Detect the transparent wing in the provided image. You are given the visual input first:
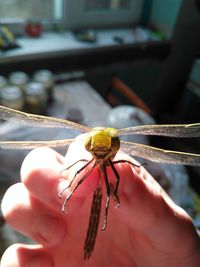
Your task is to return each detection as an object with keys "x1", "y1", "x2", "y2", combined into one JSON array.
[
  {"x1": 117, "y1": 123, "x2": 200, "y2": 137},
  {"x1": 120, "y1": 141, "x2": 200, "y2": 166},
  {"x1": 0, "y1": 139, "x2": 74, "y2": 149},
  {"x1": 0, "y1": 105, "x2": 91, "y2": 132}
]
